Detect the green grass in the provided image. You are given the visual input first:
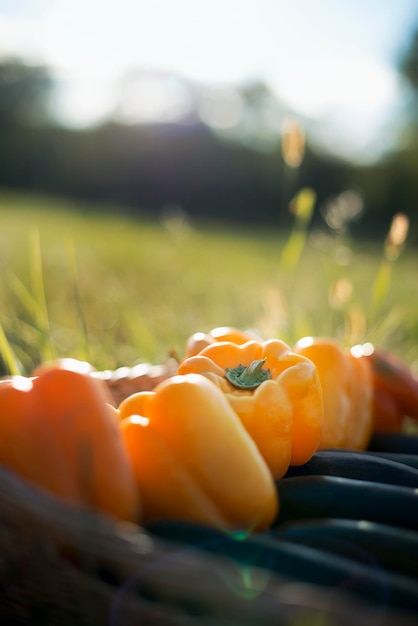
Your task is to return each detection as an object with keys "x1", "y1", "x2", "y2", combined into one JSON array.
[{"x1": 1, "y1": 190, "x2": 417, "y2": 375}]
